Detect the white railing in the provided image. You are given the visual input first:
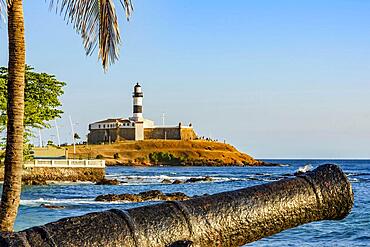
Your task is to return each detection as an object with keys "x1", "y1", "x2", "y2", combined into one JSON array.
[{"x1": 23, "y1": 159, "x2": 105, "y2": 168}]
